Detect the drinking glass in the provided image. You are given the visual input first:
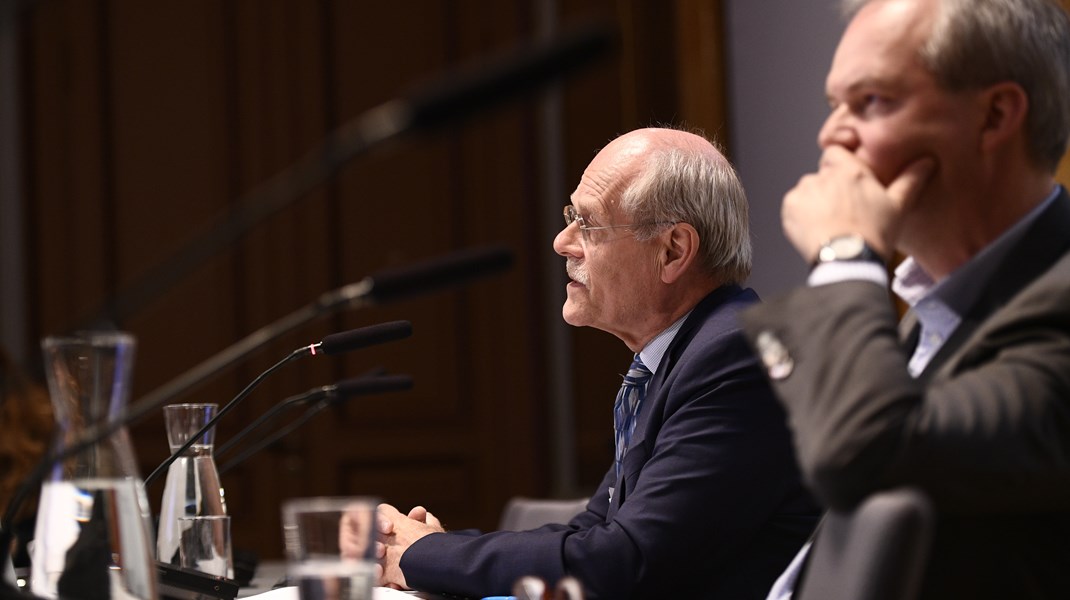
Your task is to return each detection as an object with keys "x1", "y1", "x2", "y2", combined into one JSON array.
[
  {"x1": 178, "y1": 515, "x2": 232, "y2": 578},
  {"x1": 282, "y1": 497, "x2": 378, "y2": 600}
]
